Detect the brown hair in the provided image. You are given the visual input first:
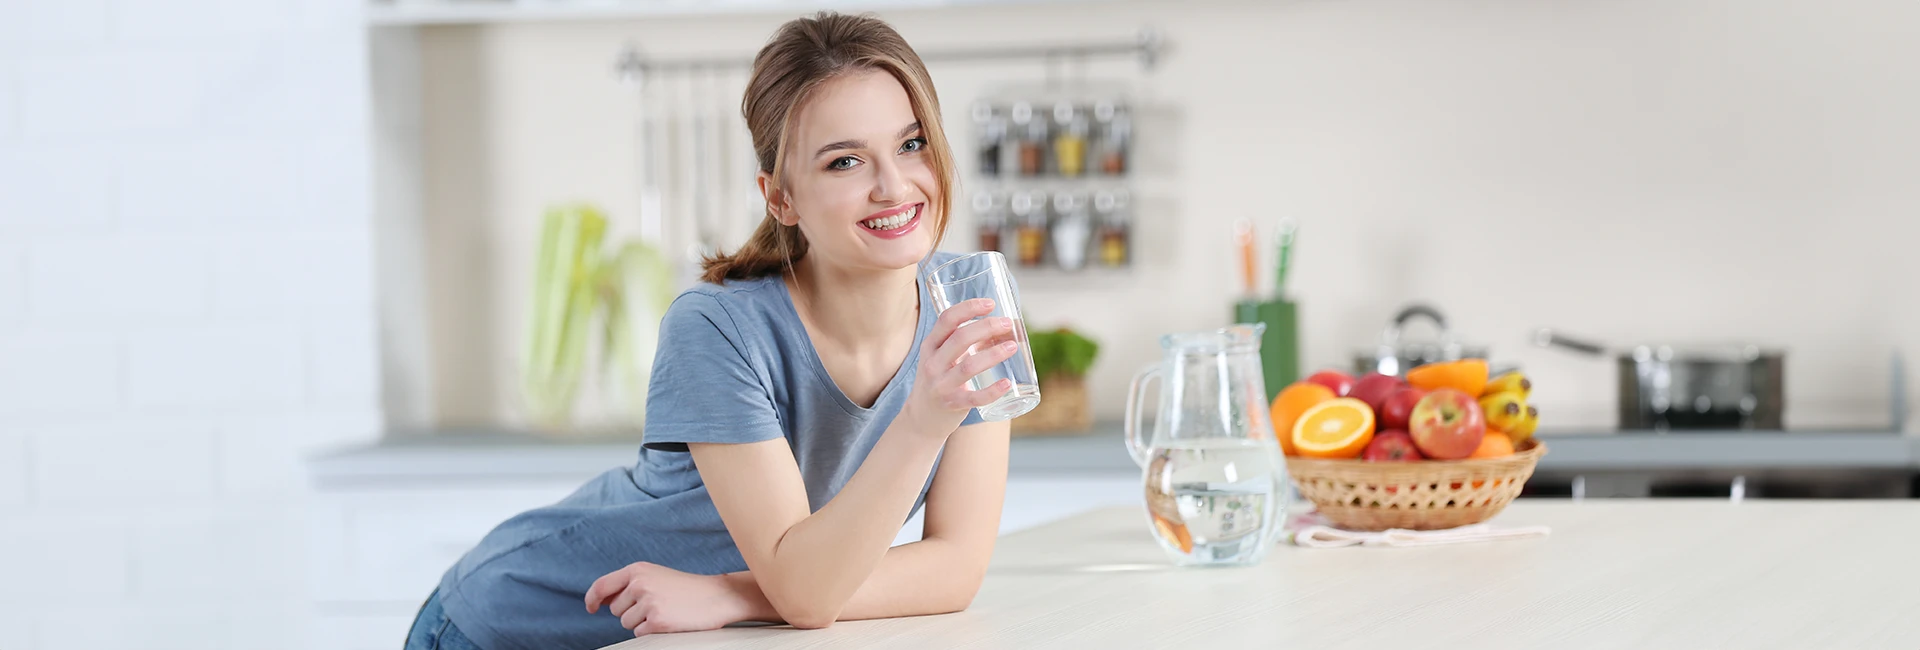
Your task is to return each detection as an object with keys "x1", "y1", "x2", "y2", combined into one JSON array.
[{"x1": 700, "y1": 12, "x2": 956, "y2": 284}]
